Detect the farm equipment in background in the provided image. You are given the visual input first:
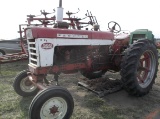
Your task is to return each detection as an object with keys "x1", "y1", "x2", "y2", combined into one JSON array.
[
  {"x1": 129, "y1": 29, "x2": 156, "y2": 44},
  {"x1": 13, "y1": 0, "x2": 158, "y2": 118},
  {"x1": 0, "y1": 25, "x2": 28, "y2": 64}
]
